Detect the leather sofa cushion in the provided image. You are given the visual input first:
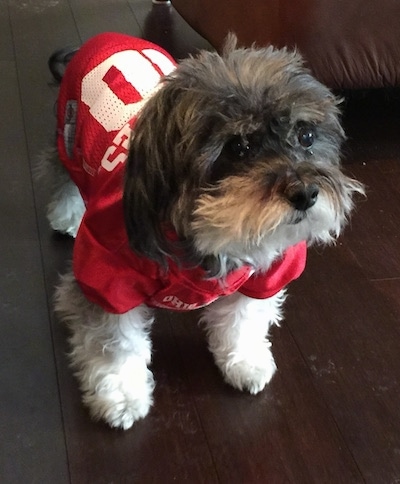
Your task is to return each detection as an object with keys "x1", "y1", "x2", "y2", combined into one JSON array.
[{"x1": 172, "y1": 0, "x2": 400, "y2": 89}]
